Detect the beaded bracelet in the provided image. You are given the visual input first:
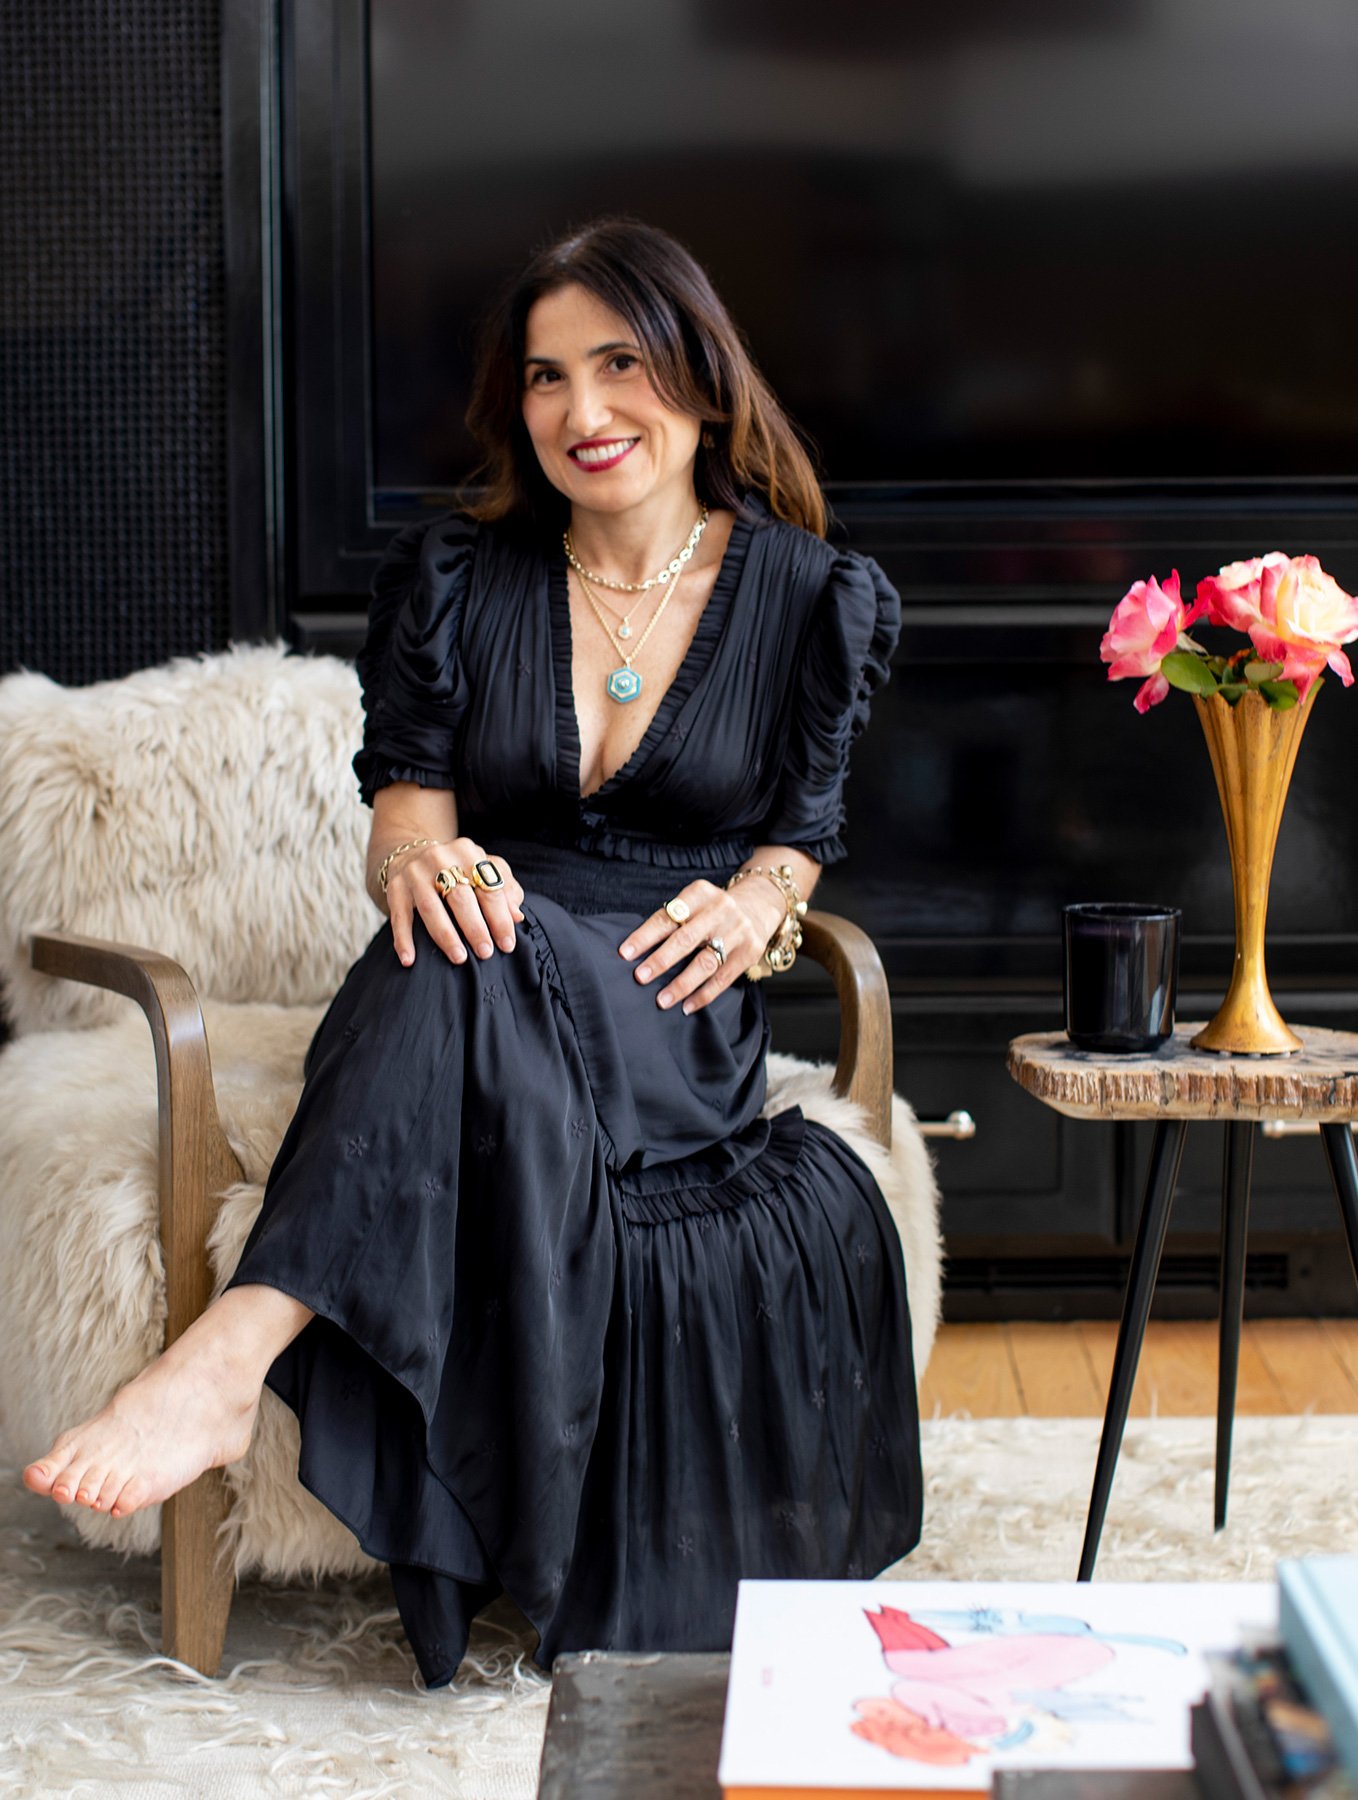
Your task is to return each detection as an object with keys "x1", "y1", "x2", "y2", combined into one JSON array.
[
  {"x1": 726, "y1": 863, "x2": 808, "y2": 980},
  {"x1": 377, "y1": 838, "x2": 438, "y2": 895}
]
